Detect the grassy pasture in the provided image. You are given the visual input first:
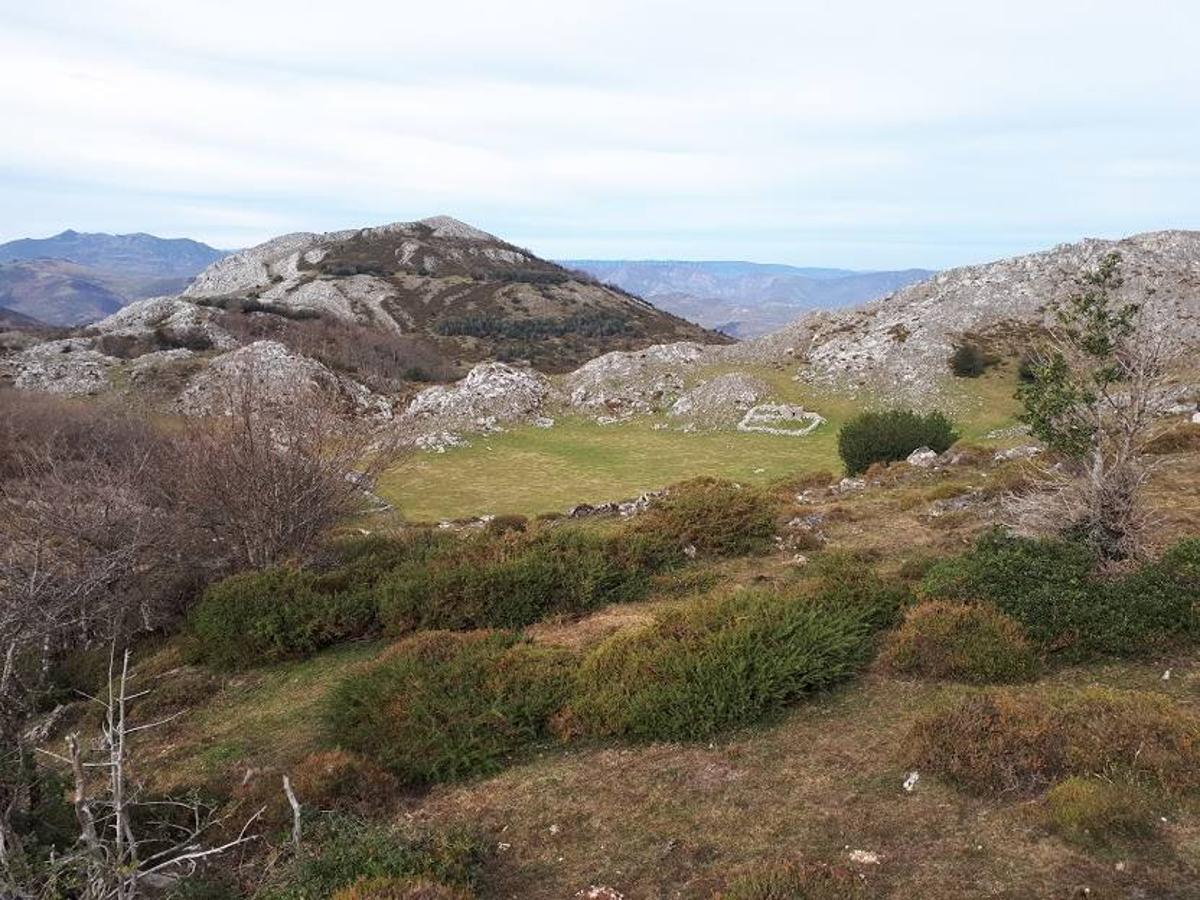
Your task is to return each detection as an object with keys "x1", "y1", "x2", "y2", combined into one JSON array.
[{"x1": 380, "y1": 365, "x2": 1025, "y2": 521}]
